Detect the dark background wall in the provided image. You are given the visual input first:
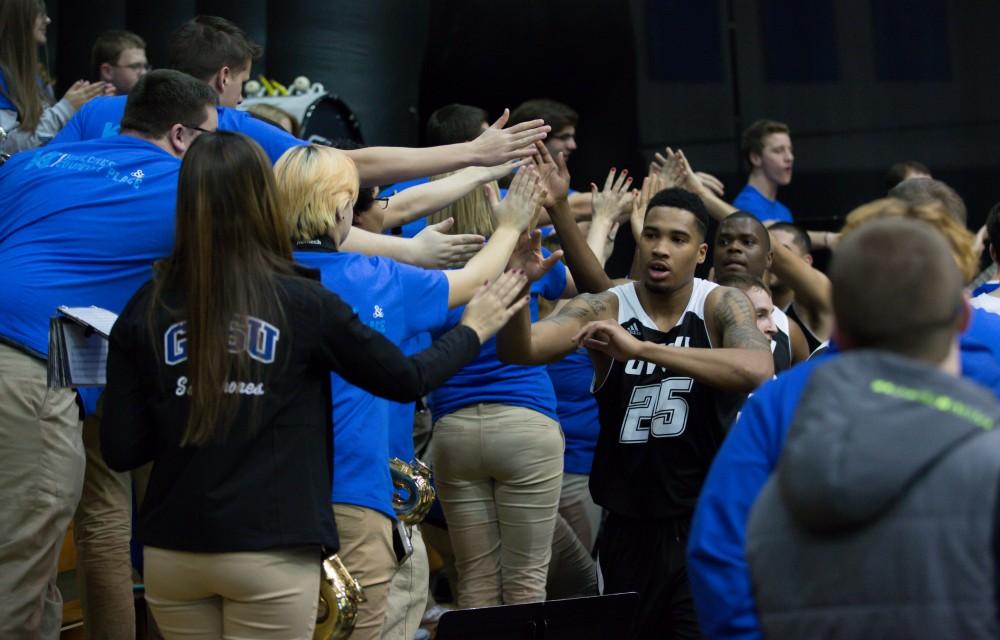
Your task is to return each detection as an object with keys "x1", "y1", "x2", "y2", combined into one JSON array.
[{"x1": 45, "y1": 0, "x2": 999, "y2": 230}]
